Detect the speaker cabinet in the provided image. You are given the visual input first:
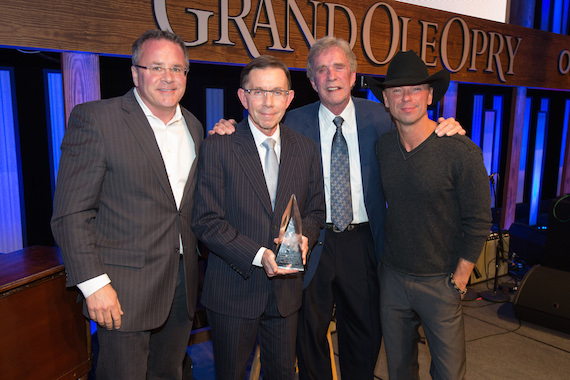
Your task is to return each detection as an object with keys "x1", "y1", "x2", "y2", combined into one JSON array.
[
  {"x1": 469, "y1": 233, "x2": 509, "y2": 284},
  {"x1": 513, "y1": 265, "x2": 570, "y2": 334}
]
